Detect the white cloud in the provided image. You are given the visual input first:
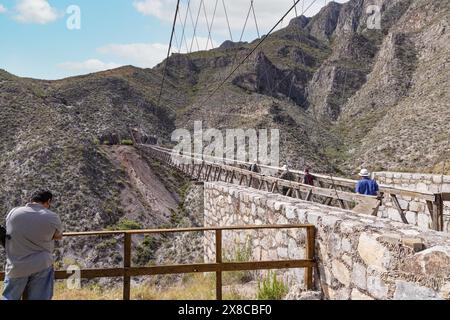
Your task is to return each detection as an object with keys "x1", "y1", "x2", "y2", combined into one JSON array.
[
  {"x1": 97, "y1": 43, "x2": 168, "y2": 69},
  {"x1": 133, "y1": 0, "x2": 166, "y2": 19},
  {"x1": 97, "y1": 37, "x2": 219, "y2": 69},
  {"x1": 14, "y1": 0, "x2": 58, "y2": 24},
  {"x1": 57, "y1": 59, "x2": 122, "y2": 73},
  {"x1": 0, "y1": 4, "x2": 7, "y2": 13}
]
